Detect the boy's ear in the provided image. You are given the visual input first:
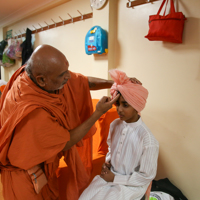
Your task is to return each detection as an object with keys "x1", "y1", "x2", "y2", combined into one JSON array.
[{"x1": 35, "y1": 75, "x2": 46, "y2": 88}]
